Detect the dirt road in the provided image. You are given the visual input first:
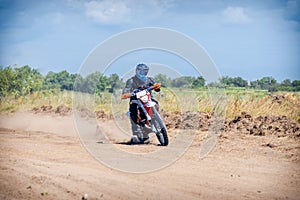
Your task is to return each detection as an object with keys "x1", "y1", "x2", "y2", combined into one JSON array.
[{"x1": 0, "y1": 112, "x2": 299, "y2": 199}]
